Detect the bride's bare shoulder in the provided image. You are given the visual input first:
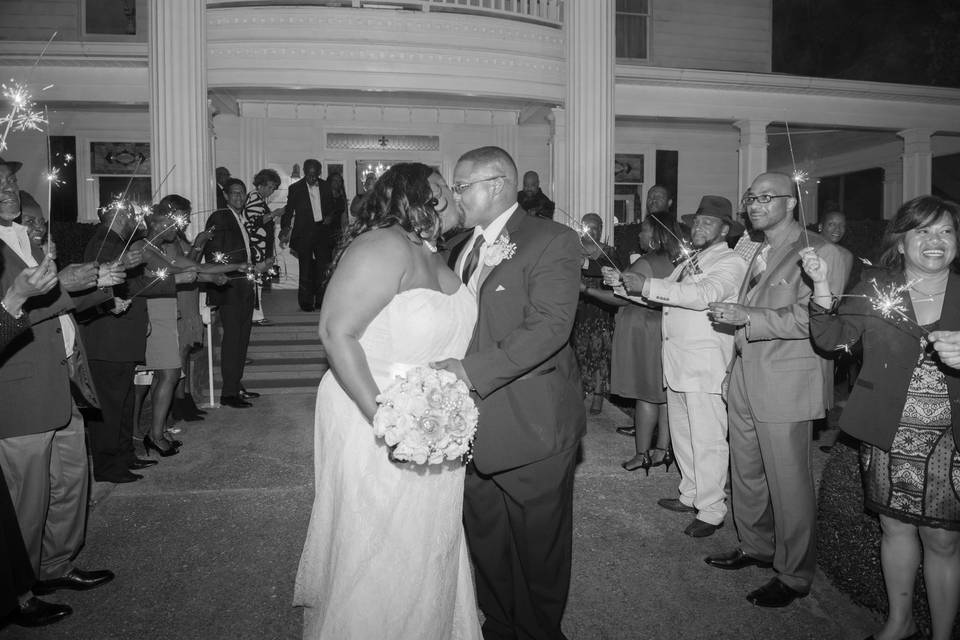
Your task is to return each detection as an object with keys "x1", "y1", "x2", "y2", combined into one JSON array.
[{"x1": 344, "y1": 227, "x2": 413, "y2": 260}]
